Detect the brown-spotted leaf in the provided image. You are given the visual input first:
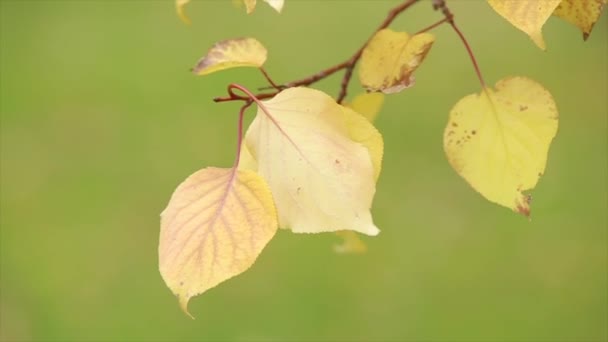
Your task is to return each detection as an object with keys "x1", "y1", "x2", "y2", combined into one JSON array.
[
  {"x1": 192, "y1": 38, "x2": 267, "y2": 76},
  {"x1": 359, "y1": 29, "x2": 434, "y2": 94},
  {"x1": 487, "y1": 0, "x2": 562, "y2": 49},
  {"x1": 553, "y1": 0, "x2": 607, "y2": 40},
  {"x1": 159, "y1": 167, "x2": 277, "y2": 318},
  {"x1": 444, "y1": 77, "x2": 558, "y2": 216}
]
